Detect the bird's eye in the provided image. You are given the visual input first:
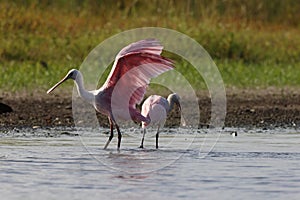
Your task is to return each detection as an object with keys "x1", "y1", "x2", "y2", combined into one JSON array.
[{"x1": 68, "y1": 71, "x2": 74, "y2": 78}]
